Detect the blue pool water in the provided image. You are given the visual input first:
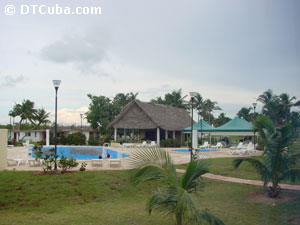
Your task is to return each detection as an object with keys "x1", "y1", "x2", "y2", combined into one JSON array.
[
  {"x1": 174, "y1": 149, "x2": 219, "y2": 153},
  {"x1": 31, "y1": 146, "x2": 128, "y2": 160}
]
